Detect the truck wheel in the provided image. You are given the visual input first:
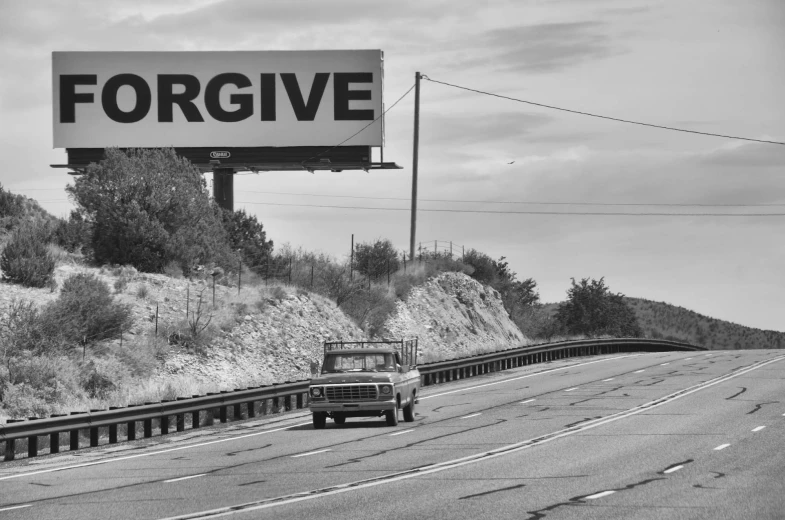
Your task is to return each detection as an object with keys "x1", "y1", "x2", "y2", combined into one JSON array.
[
  {"x1": 403, "y1": 395, "x2": 416, "y2": 422},
  {"x1": 333, "y1": 415, "x2": 346, "y2": 425},
  {"x1": 312, "y1": 412, "x2": 326, "y2": 429},
  {"x1": 386, "y1": 403, "x2": 399, "y2": 426}
]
